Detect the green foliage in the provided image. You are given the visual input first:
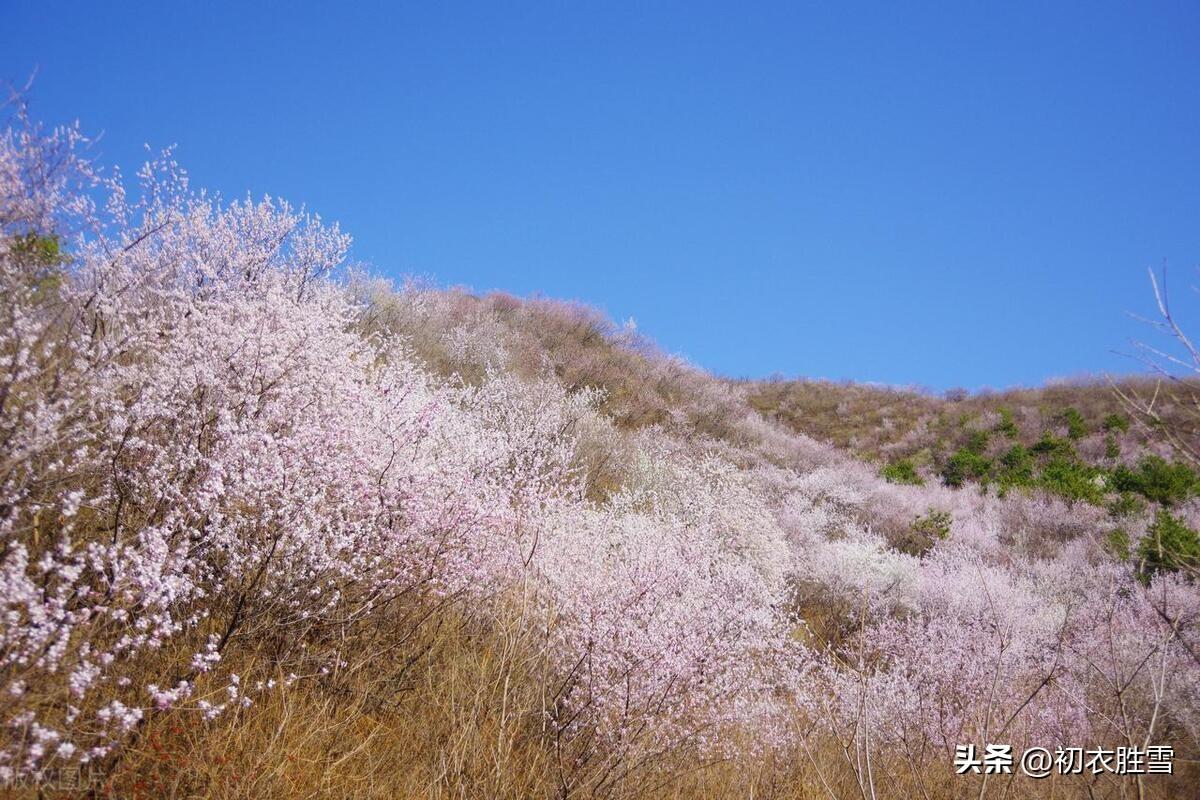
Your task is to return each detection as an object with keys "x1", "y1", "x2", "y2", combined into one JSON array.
[
  {"x1": 895, "y1": 508, "x2": 953, "y2": 557},
  {"x1": 1059, "y1": 407, "x2": 1088, "y2": 440},
  {"x1": 12, "y1": 233, "x2": 65, "y2": 302},
  {"x1": 1110, "y1": 456, "x2": 1200, "y2": 506},
  {"x1": 1137, "y1": 511, "x2": 1200, "y2": 580},
  {"x1": 994, "y1": 407, "x2": 1019, "y2": 438},
  {"x1": 1108, "y1": 492, "x2": 1146, "y2": 519},
  {"x1": 994, "y1": 444, "x2": 1034, "y2": 493},
  {"x1": 1037, "y1": 456, "x2": 1105, "y2": 505},
  {"x1": 914, "y1": 508, "x2": 952, "y2": 538},
  {"x1": 1104, "y1": 434, "x2": 1121, "y2": 460},
  {"x1": 941, "y1": 448, "x2": 991, "y2": 488},
  {"x1": 1031, "y1": 433, "x2": 1074, "y2": 459},
  {"x1": 1102, "y1": 413, "x2": 1130, "y2": 433},
  {"x1": 1105, "y1": 528, "x2": 1131, "y2": 562},
  {"x1": 881, "y1": 458, "x2": 924, "y2": 486},
  {"x1": 964, "y1": 429, "x2": 990, "y2": 454},
  {"x1": 13, "y1": 232, "x2": 62, "y2": 265}
]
